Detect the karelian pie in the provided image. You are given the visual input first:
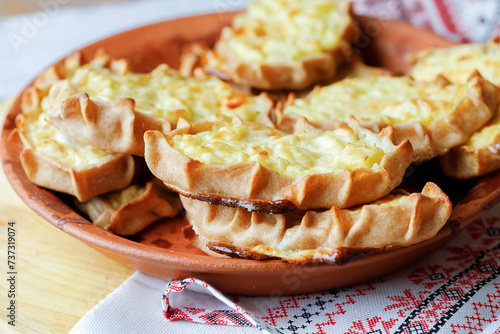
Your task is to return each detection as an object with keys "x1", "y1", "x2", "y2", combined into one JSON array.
[
  {"x1": 181, "y1": 182, "x2": 452, "y2": 264},
  {"x1": 44, "y1": 51, "x2": 273, "y2": 156},
  {"x1": 12, "y1": 56, "x2": 135, "y2": 202},
  {"x1": 144, "y1": 119, "x2": 413, "y2": 213},
  {"x1": 409, "y1": 39, "x2": 500, "y2": 85},
  {"x1": 74, "y1": 179, "x2": 182, "y2": 235},
  {"x1": 207, "y1": 0, "x2": 357, "y2": 90},
  {"x1": 439, "y1": 111, "x2": 500, "y2": 179},
  {"x1": 274, "y1": 73, "x2": 499, "y2": 161},
  {"x1": 408, "y1": 41, "x2": 500, "y2": 178}
]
